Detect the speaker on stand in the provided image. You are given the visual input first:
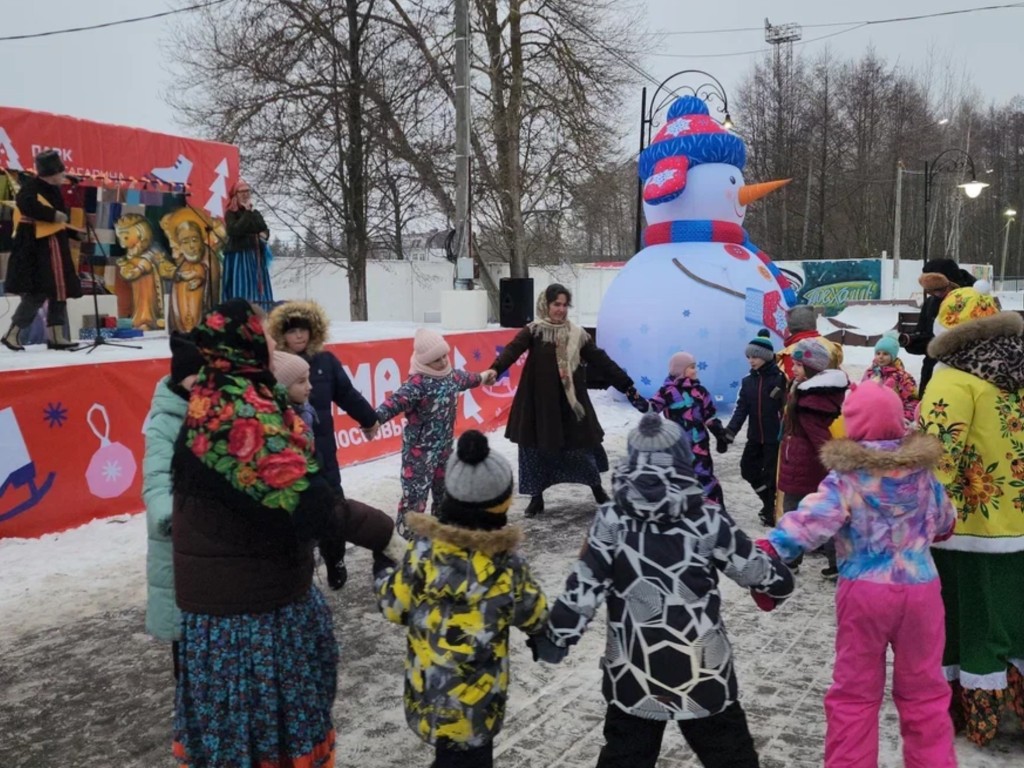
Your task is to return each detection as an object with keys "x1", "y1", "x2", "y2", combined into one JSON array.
[{"x1": 499, "y1": 277, "x2": 534, "y2": 328}]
